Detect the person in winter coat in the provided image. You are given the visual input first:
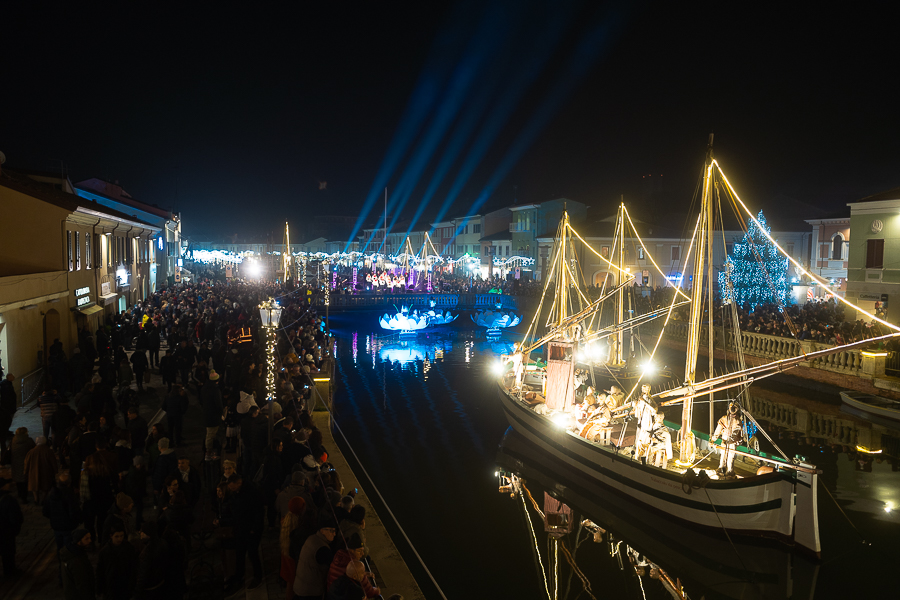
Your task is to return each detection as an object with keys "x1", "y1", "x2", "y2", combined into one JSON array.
[
  {"x1": 327, "y1": 534, "x2": 380, "y2": 598},
  {"x1": 280, "y1": 496, "x2": 307, "y2": 599},
  {"x1": 126, "y1": 408, "x2": 148, "y2": 455},
  {"x1": 147, "y1": 325, "x2": 161, "y2": 369},
  {"x1": 43, "y1": 470, "x2": 82, "y2": 583},
  {"x1": 0, "y1": 472, "x2": 25, "y2": 577},
  {"x1": 123, "y1": 456, "x2": 148, "y2": 529},
  {"x1": 96, "y1": 522, "x2": 138, "y2": 600},
  {"x1": 161, "y1": 385, "x2": 188, "y2": 448},
  {"x1": 101, "y1": 492, "x2": 137, "y2": 544},
  {"x1": 294, "y1": 517, "x2": 338, "y2": 599},
  {"x1": 158, "y1": 349, "x2": 178, "y2": 393},
  {"x1": 130, "y1": 349, "x2": 149, "y2": 392},
  {"x1": 200, "y1": 371, "x2": 223, "y2": 457},
  {"x1": 151, "y1": 438, "x2": 177, "y2": 496},
  {"x1": 223, "y1": 473, "x2": 265, "y2": 595},
  {"x1": 10, "y1": 427, "x2": 36, "y2": 503},
  {"x1": 24, "y1": 435, "x2": 58, "y2": 504},
  {"x1": 117, "y1": 357, "x2": 134, "y2": 391},
  {"x1": 261, "y1": 440, "x2": 285, "y2": 528},
  {"x1": 134, "y1": 522, "x2": 169, "y2": 599},
  {"x1": 59, "y1": 528, "x2": 94, "y2": 600},
  {"x1": 0, "y1": 374, "x2": 16, "y2": 444}
]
